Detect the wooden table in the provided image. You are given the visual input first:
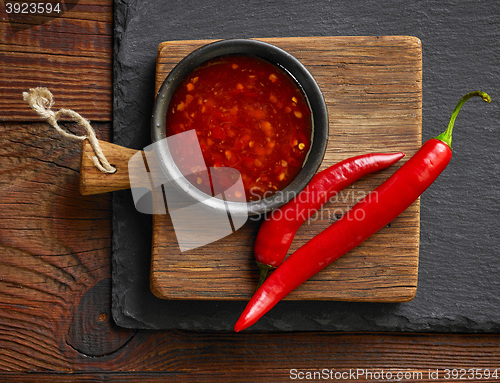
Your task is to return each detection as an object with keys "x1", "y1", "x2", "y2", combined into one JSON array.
[{"x1": 1, "y1": 2, "x2": 498, "y2": 381}]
